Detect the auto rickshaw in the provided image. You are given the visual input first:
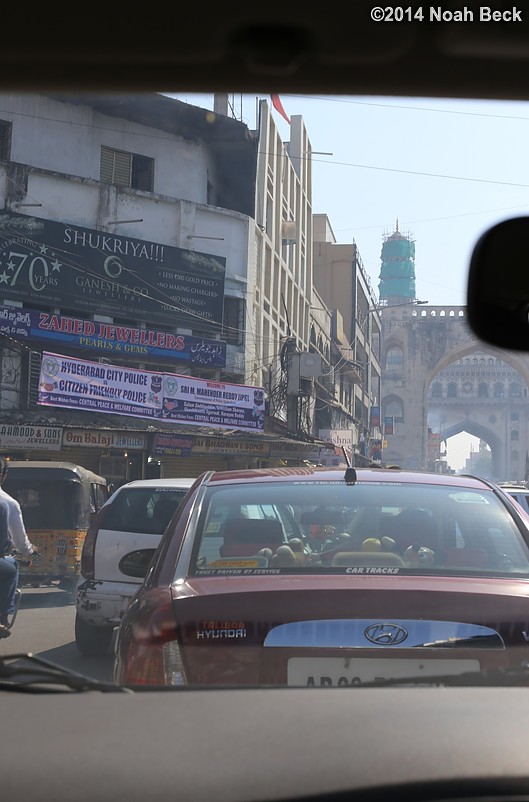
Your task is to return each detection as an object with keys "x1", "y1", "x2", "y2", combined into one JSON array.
[{"x1": 3, "y1": 461, "x2": 109, "y2": 589}]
